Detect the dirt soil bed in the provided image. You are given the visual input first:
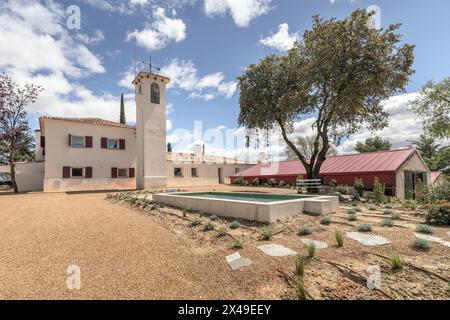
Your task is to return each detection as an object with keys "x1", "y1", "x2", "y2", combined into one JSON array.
[{"x1": 0, "y1": 186, "x2": 449, "y2": 300}]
